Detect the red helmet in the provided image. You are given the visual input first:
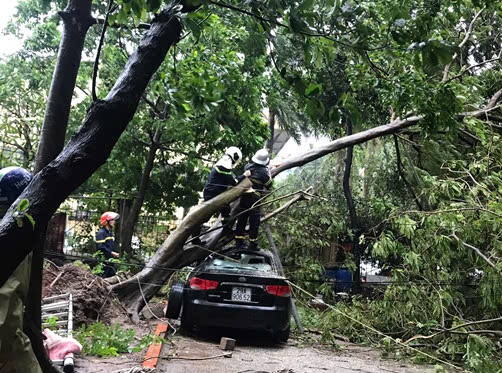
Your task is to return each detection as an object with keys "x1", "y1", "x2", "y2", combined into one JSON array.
[{"x1": 100, "y1": 211, "x2": 119, "y2": 226}]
